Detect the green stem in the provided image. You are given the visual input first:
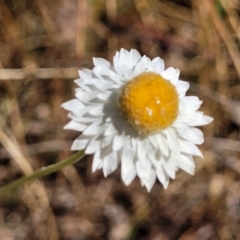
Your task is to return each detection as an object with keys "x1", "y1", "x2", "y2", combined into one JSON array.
[{"x1": 0, "y1": 150, "x2": 85, "y2": 197}]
